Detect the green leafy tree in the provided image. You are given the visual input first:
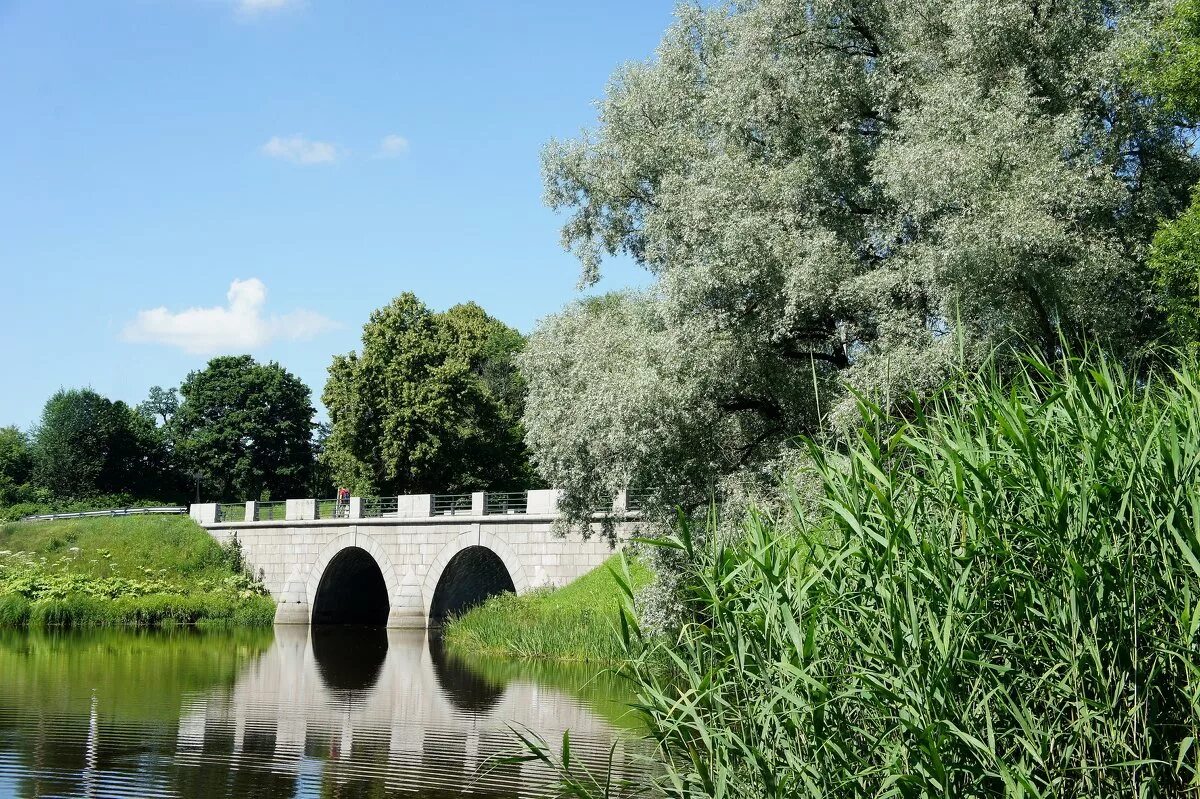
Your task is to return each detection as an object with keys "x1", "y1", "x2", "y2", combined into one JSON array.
[
  {"x1": 138, "y1": 385, "x2": 179, "y2": 426},
  {"x1": 322, "y1": 294, "x2": 531, "y2": 495},
  {"x1": 526, "y1": 0, "x2": 1199, "y2": 528},
  {"x1": 31, "y1": 389, "x2": 172, "y2": 500},
  {"x1": 1138, "y1": 0, "x2": 1200, "y2": 349},
  {"x1": 169, "y1": 355, "x2": 316, "y2": 502},
  {"x1": 0, "y1": 426, "x2": 33, "y2": 506},
  {"x1": 1151, "y1": 189, "x2": 1200, "y2": 349}
]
